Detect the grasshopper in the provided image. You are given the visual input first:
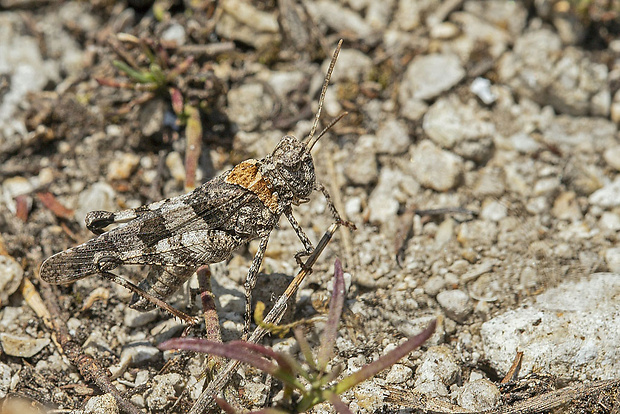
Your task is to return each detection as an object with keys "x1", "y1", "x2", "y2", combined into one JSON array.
[{"x1": 39, "y1": 40, "x2": 352, "y2": 334}]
